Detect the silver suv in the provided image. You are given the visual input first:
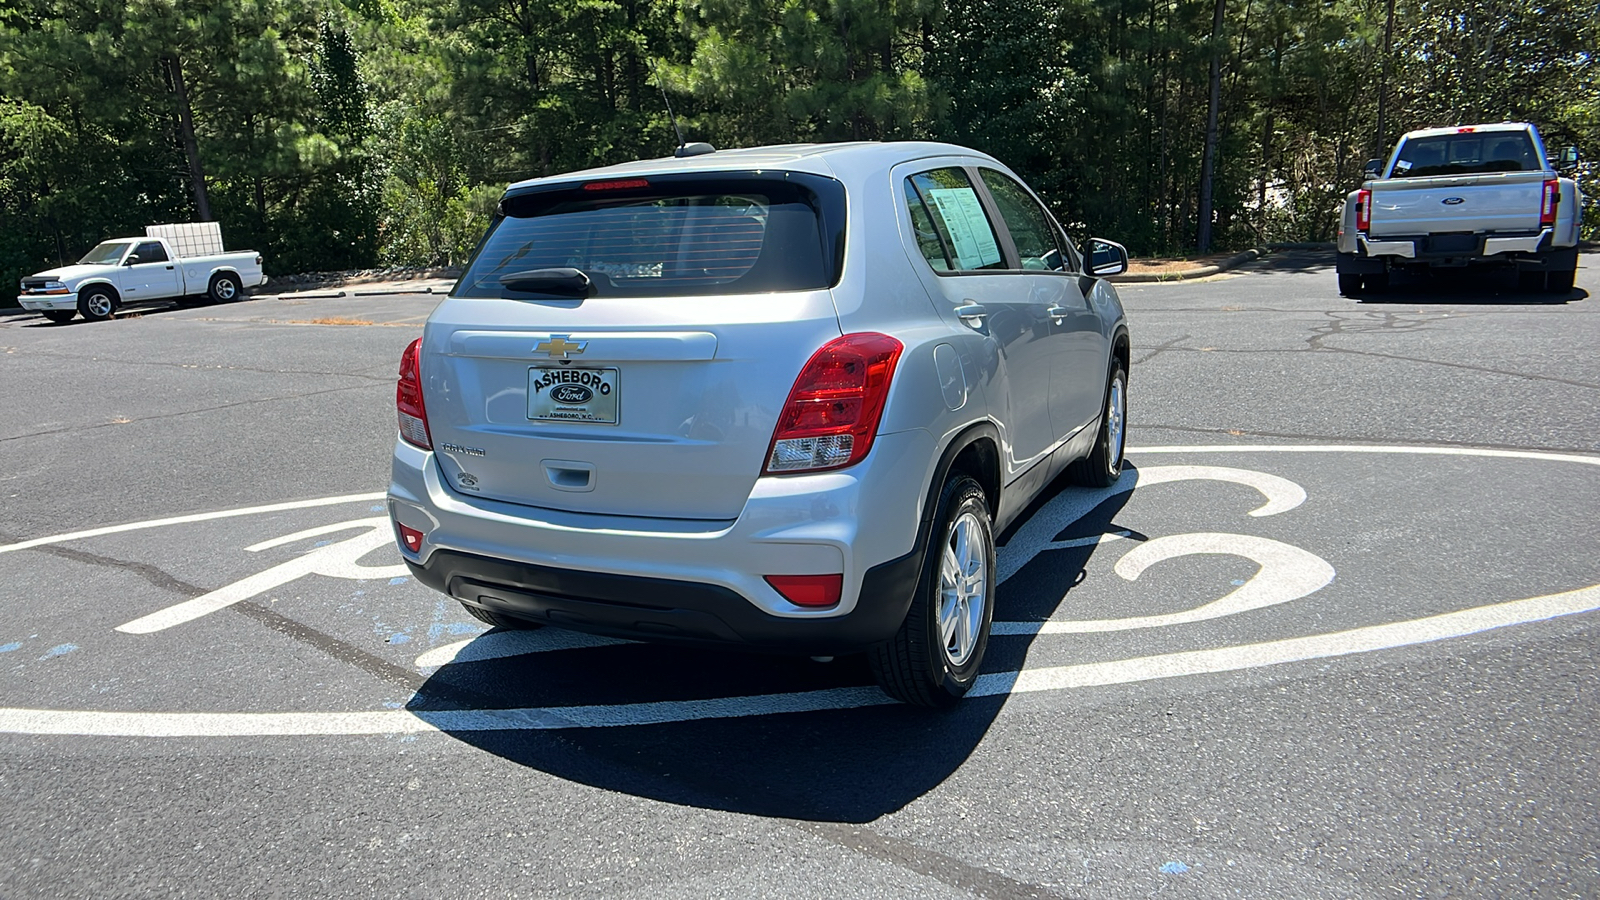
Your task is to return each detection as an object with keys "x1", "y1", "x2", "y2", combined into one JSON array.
[{"x1": 388, "y1": 142, "x2": 1130, "y2": 706}]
